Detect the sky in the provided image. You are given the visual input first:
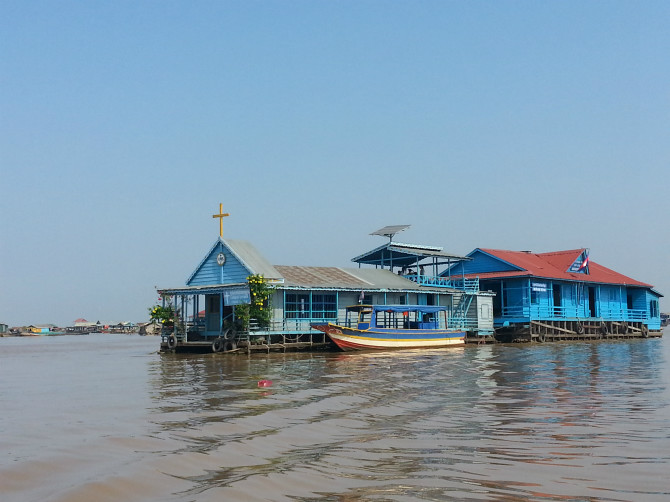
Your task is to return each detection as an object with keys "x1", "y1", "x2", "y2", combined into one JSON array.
[{"x1": 1, "y1": 1, "x2": 668, "y2": 327}]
